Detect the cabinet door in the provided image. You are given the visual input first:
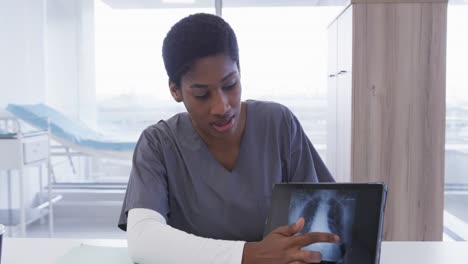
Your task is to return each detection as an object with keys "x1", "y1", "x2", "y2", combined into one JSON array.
[
  {"x1": 336, "y1": 71, "x2": 352, "y2": 182},
  {"x1": 0, "y1": 139, "x2": 23, "y2": 169},
  {"x1": 326, "y1": 20, "x2": 338, "y2": 178},
  {"x1": 22, "y1": 134, "x2": 49, "y2": 164},
  {"x1": 338, "y1": 6, "x2": 353, "y2": 75},
  {"x1": 336, "y1": 5, "x2": 353, "y2": 182}
]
